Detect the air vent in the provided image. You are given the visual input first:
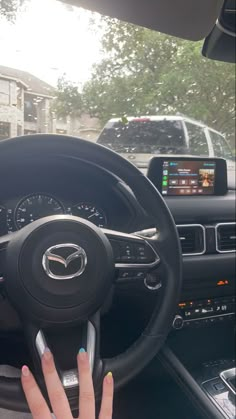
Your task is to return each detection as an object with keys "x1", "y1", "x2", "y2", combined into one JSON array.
[
  {"x1": 216, "y1": 223, "x2": 236, "y2": 253},
  {"x1": 177, "y1": 225, "x2": 206, "y2": 256}
]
